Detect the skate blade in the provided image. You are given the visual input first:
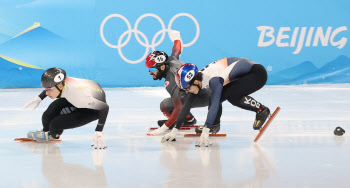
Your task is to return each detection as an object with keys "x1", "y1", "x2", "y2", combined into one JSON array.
[
  {"x1": 254, "y1": 107, "x2": 281, "y2": 142},
  {"x1": 149, "y1": 126, "x2": 198, "y2": 131},
  {"x1": 14, "y1": 138, "x2": 62, "y2": 142},
  {"x1": 184, "y1": 134, "x2": 226, "y2": 137}
]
